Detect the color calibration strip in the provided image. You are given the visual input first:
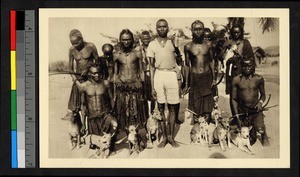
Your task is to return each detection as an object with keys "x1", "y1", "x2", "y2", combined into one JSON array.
[
  {"x1": 10, "y1": 10, "x2": 36, "y2": 168},
  {"x1": 10, "y1": 10, "x2": 18, "y2": 168}
]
